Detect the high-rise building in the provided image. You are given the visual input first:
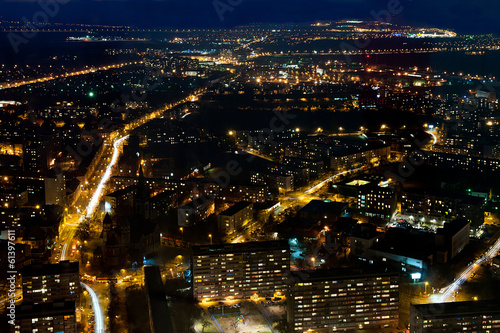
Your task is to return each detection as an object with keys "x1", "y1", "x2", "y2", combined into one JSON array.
[
  {"x1": 191, "y1": 240, "x2": 289, "y2": 301},
  {"x1": 44, "y1": 173, "x2": 66, "y2": 206},
  {"x1": 287, "y1": 268, "x2": 400, "y2": 332},
  {"x1": 410, "y1": 300, "x2": 500, "y2": 332},
  {"x1": 22, "y1": 261, "x2": 80, "y2": 304},
  {"x1": 357, "y1": 183, "x2": 397, "y2": 220},
  {"x1": 11, "y1": 300, "x2": 76, "y2": 333}
]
